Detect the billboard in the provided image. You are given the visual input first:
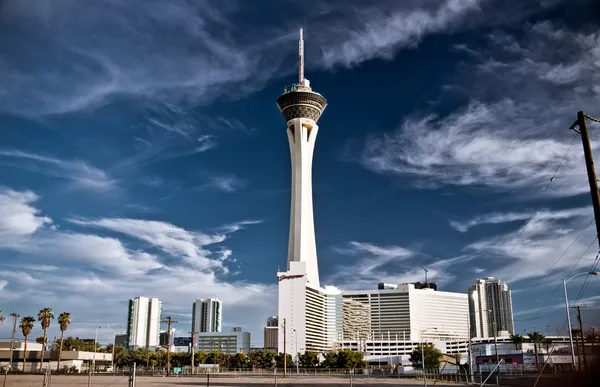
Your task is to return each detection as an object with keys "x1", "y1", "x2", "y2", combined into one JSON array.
[{"x1": 174, "y1": 336, "x2": 192, "y2": 347}]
